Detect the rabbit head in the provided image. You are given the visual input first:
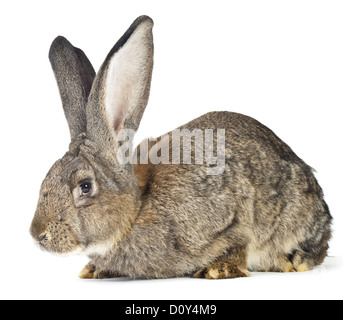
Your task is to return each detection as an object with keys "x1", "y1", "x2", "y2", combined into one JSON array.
[{"x1": 30, "y1": 16, "x2": 154, "y2": 255}]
